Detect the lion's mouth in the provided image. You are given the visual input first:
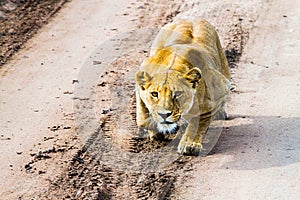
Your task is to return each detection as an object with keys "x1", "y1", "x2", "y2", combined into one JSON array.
[
  {"x1": 160, "y1": 121, "x2": 175, "y2": 125},
  {"x1": 157, "y1": 121, "x2": 178, "y2": 134}
]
